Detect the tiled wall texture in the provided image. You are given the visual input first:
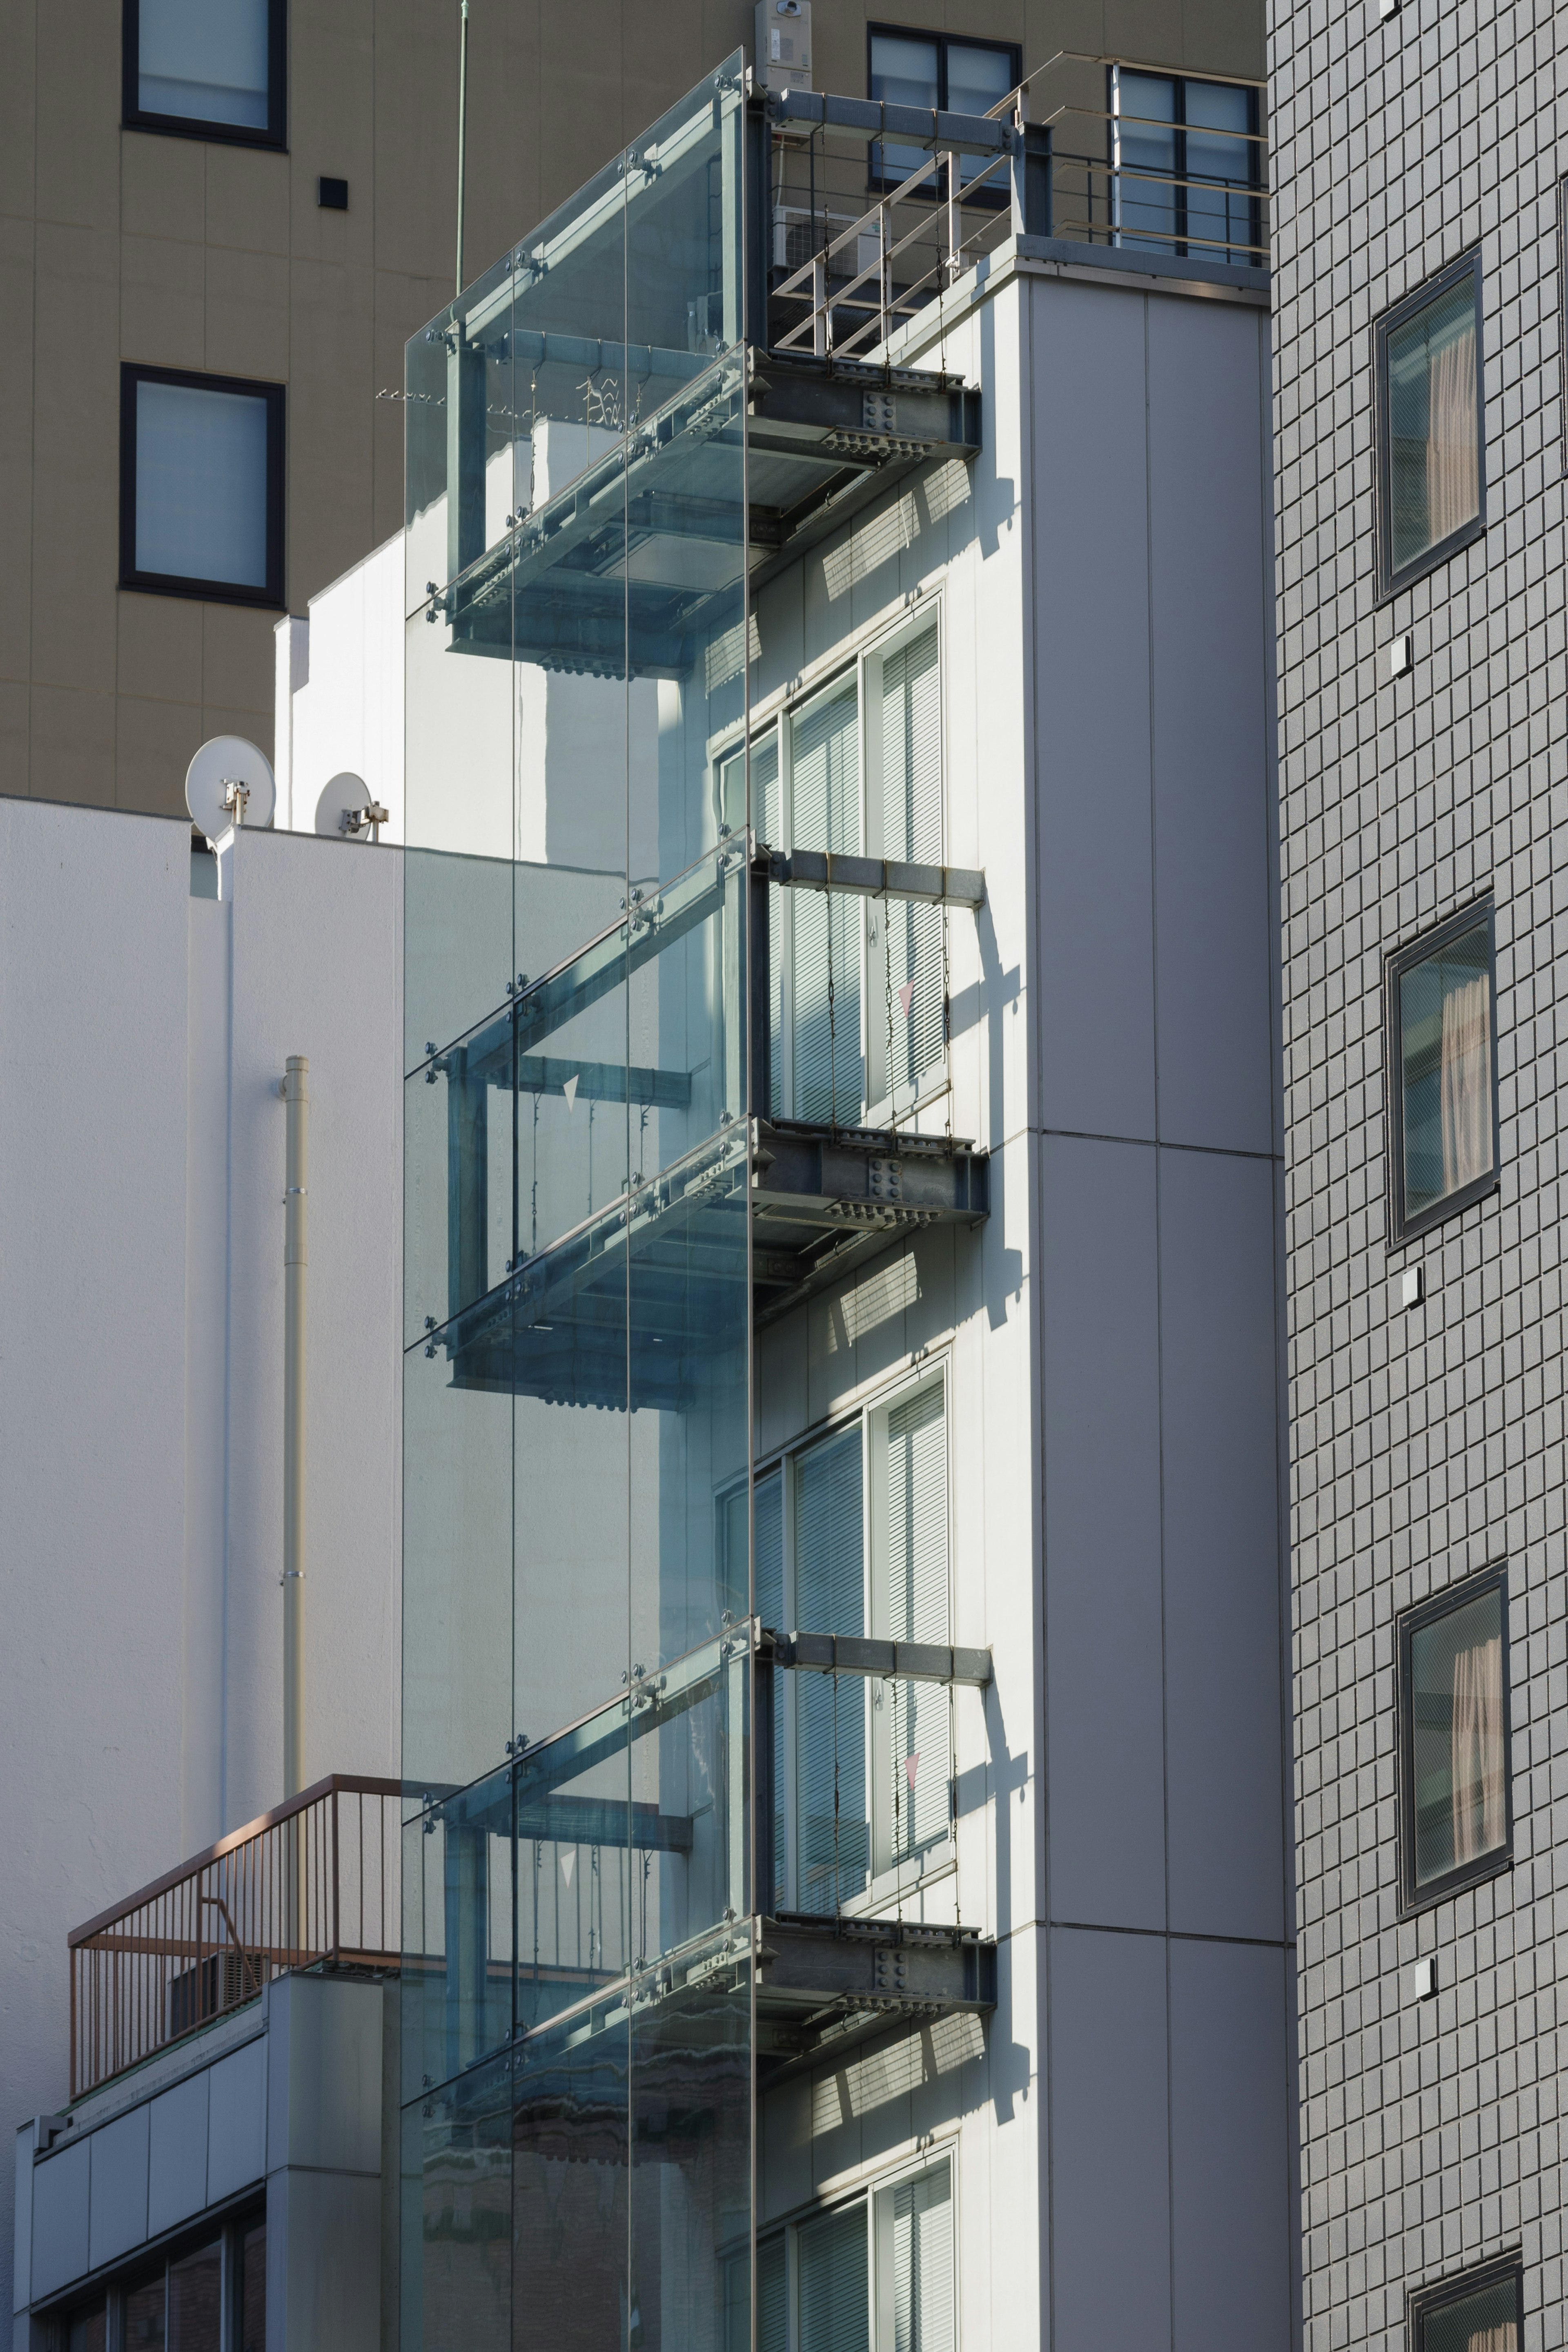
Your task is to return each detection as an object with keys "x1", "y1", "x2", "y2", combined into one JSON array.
[{"x1": 1270, "y1": 0, "x2": 1568, "y2": 2344}]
